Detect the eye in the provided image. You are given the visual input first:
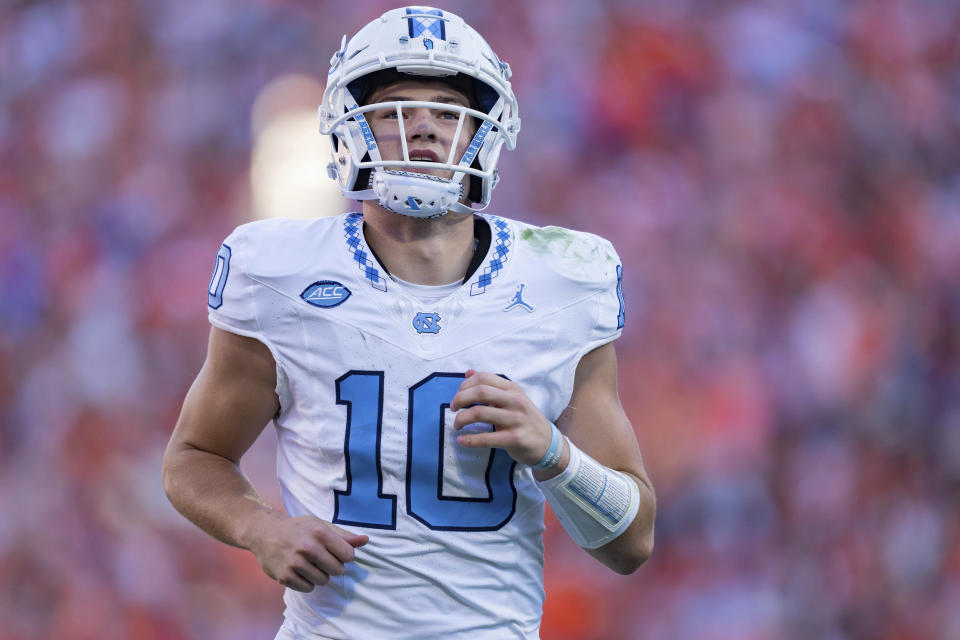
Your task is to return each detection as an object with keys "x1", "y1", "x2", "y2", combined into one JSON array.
[{"x1": 439, "y1": 110, "x2": 459, "y2": 120}]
